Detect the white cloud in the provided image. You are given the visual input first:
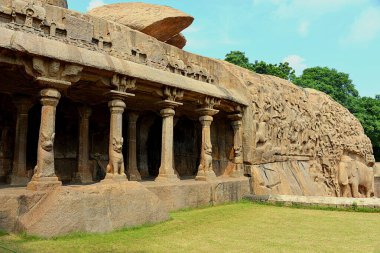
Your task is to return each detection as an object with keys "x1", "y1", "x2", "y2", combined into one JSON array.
[
  {"x1": 87, "y1": 0, "x2": 105, "y2": 11},
  {"x1": 283, "y1": 55, "x2": 307, "y2": 76},
  {"x1": 298, "y1": 21, "x2": 310, "y2": 36},
  {"x1": 343, "y1": 6, "x2": 380, "y2": 44}
]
